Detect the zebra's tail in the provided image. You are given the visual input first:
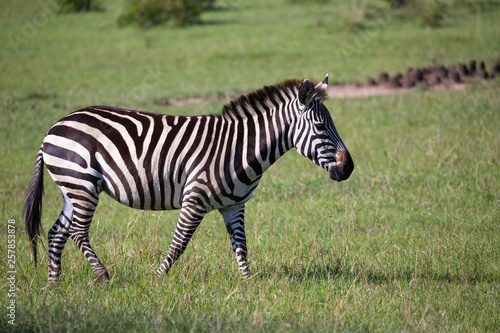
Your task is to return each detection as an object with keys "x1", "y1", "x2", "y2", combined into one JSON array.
[{"x1": 23, "y1": 145, "x2": 44, "y2": 267}]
